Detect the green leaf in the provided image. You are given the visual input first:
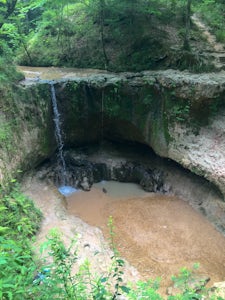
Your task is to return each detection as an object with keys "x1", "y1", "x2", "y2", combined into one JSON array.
[
  {"x1": 120, "y1": 285, "x2": 131, "y2": 294},
  {"x1": 0, "y1": 226, "x2": 9, "y2": 232},
  {"x1": 0, "y1": 259, "x2": 8, "y2": 265}
]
